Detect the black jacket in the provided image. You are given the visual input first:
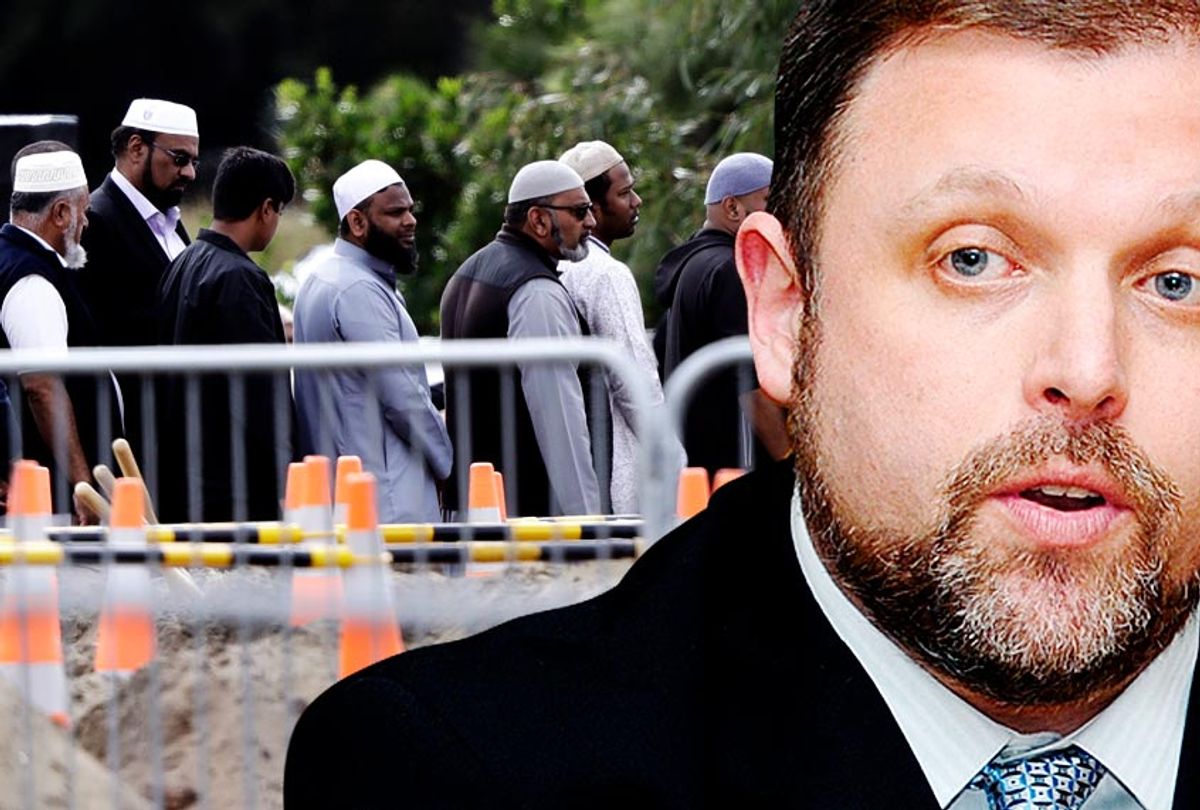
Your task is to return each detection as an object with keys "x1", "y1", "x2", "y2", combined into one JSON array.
[
  {"x1": 654, "y1": 228, "x2": 760, "y2": 475},
  {"x1": 155, "y1": 229, "x2": 293, "y2": 522},
  {"x1": 78, "y1": 173, "x2": 190, "y2": 460},
  {"x1": 284, "y1": 458, "x2": 1200, "y2": 808}
]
